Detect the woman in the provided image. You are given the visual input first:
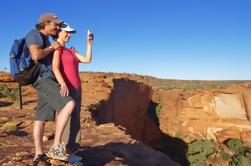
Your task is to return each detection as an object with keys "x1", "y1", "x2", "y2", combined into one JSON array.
[{"x1": 52, "y1": 22, "x2": 93, "y2": 164}]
